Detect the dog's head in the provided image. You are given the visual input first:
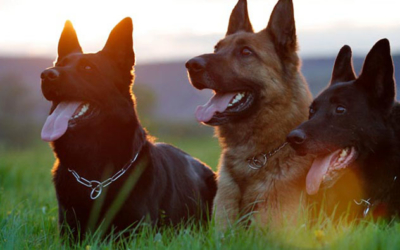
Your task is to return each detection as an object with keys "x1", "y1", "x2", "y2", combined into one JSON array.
[
  {"x1": 40, "y1": 18, "x2": 136, "y2": 142},
  {"x1": 186, "y1": 0, "x2": 302, "y2": 126},
  {"x1": 287, "y1": 39, "x2": 396, "y2": 195}
]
